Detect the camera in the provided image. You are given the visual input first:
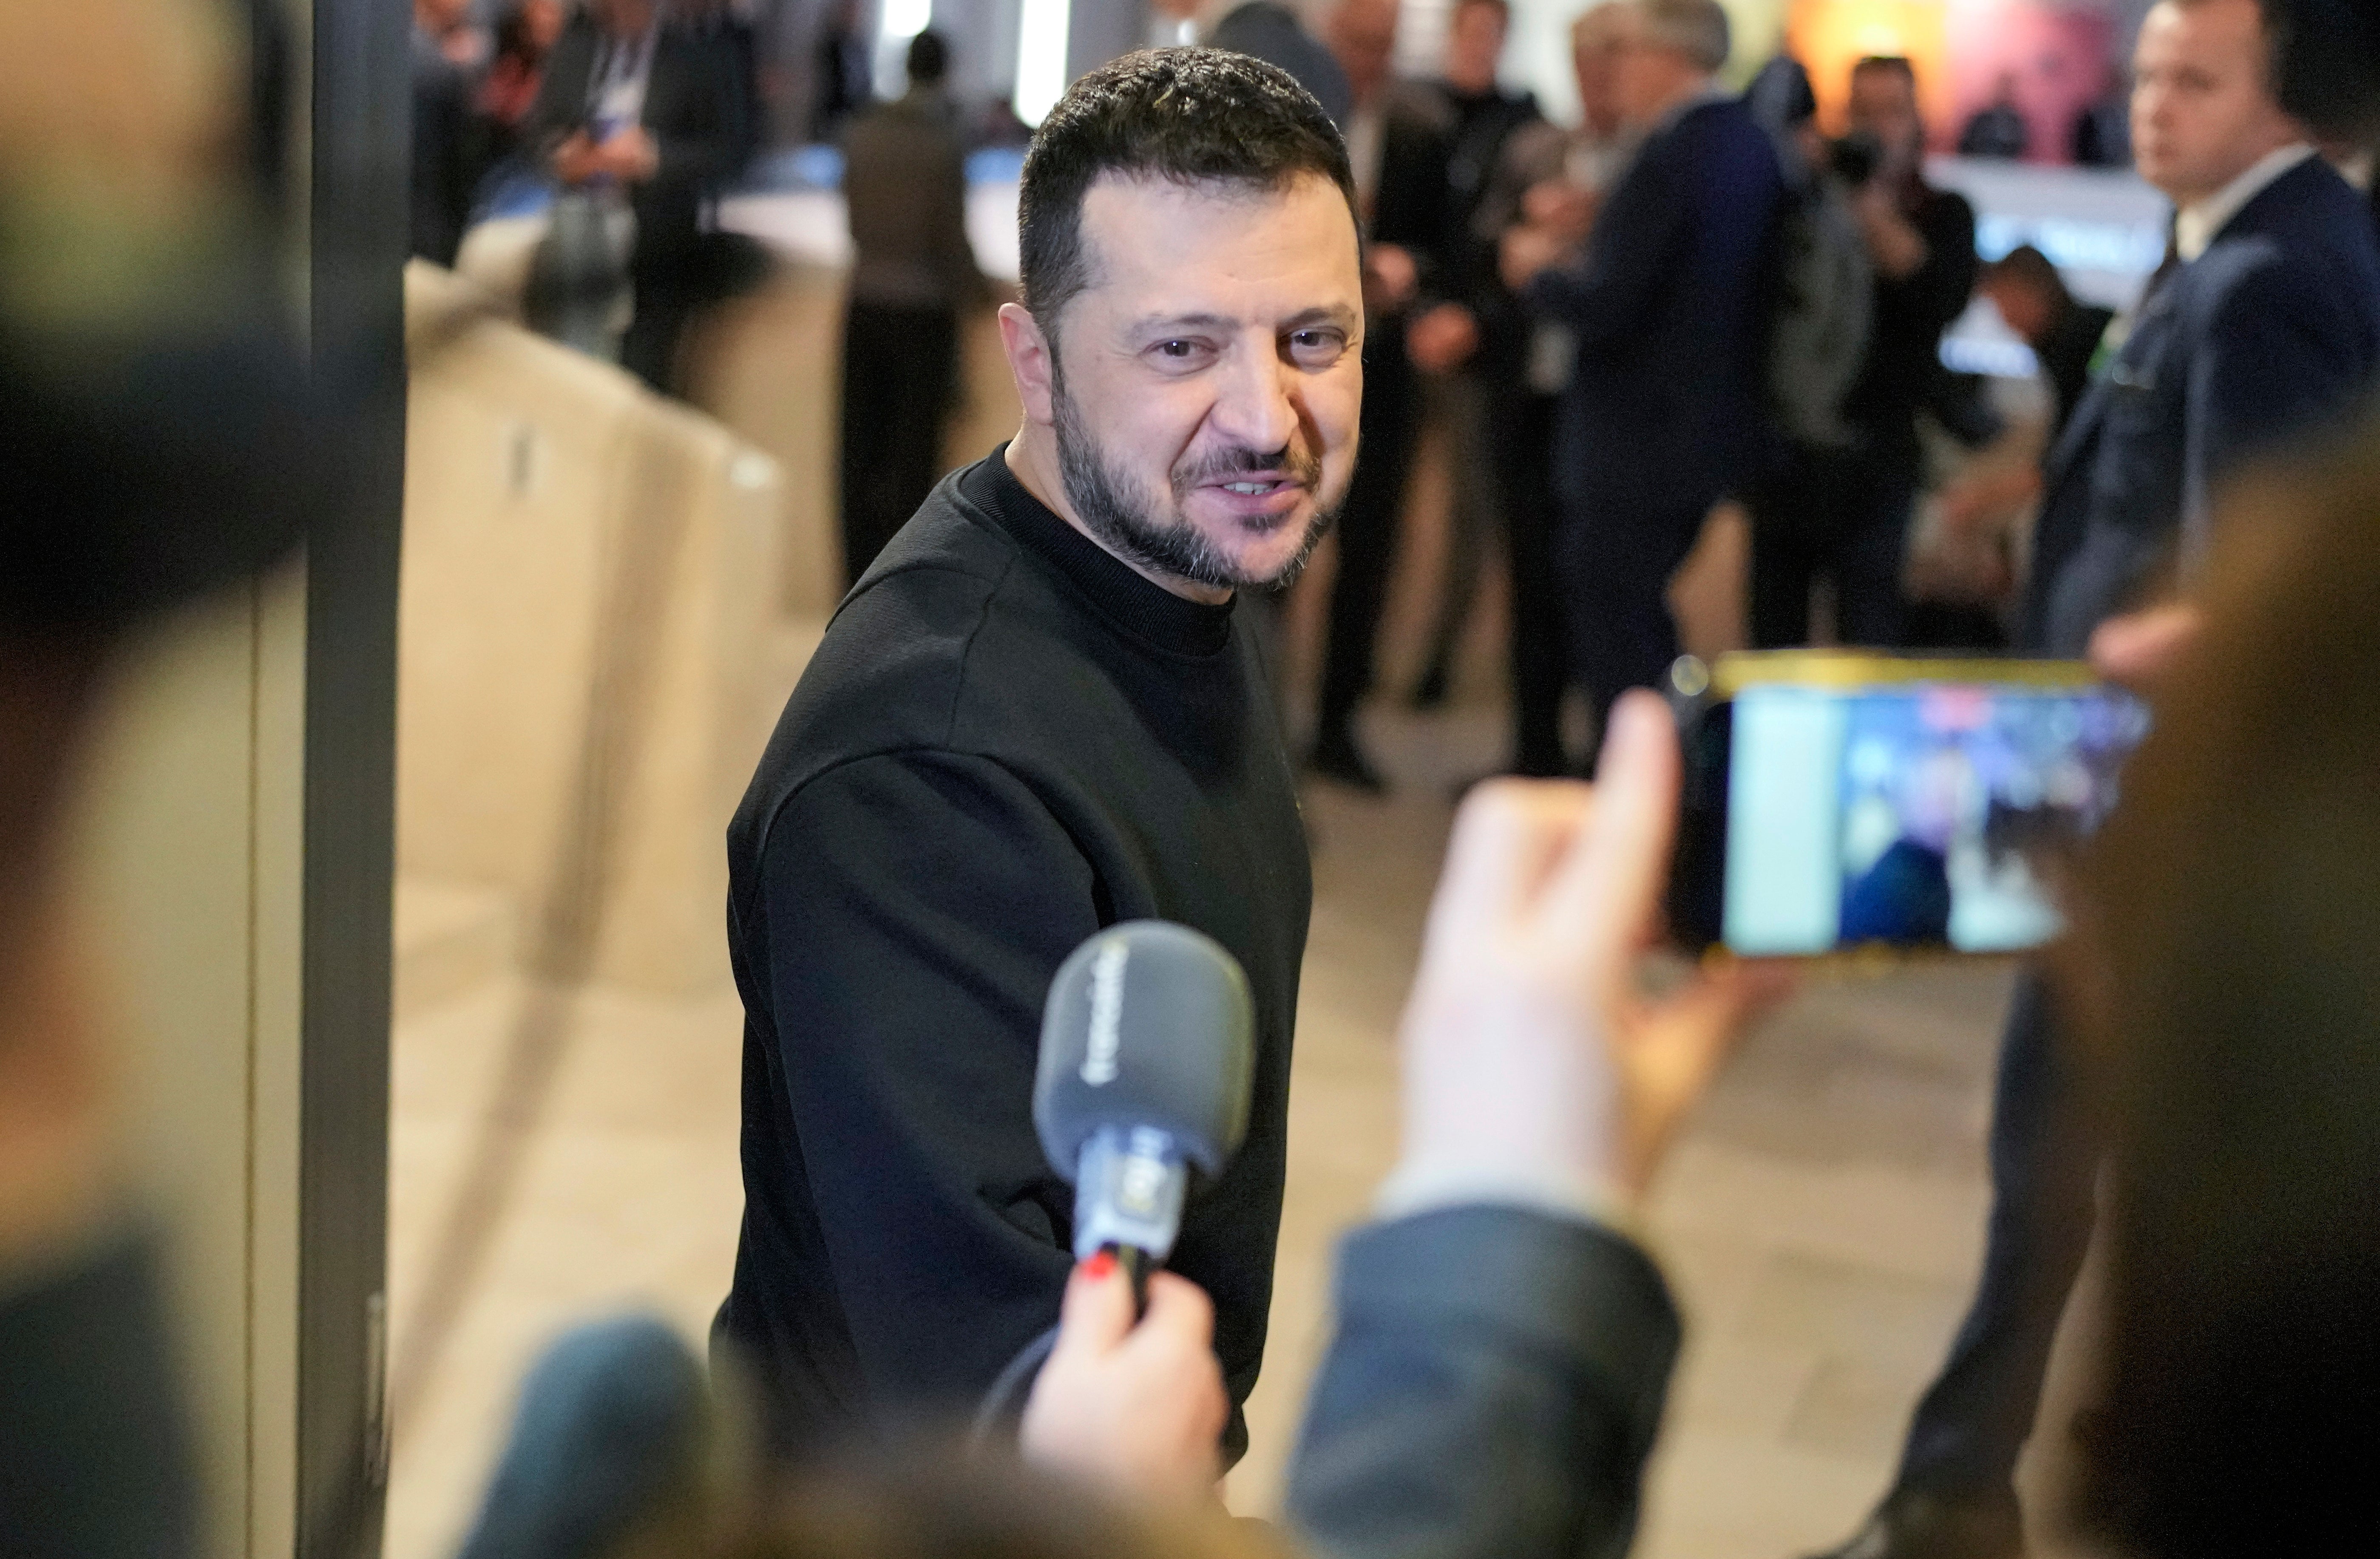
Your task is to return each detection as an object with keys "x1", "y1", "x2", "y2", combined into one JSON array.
[{"x1": 1826, "y1": 130, "x2": 1885, "y2": 187}]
